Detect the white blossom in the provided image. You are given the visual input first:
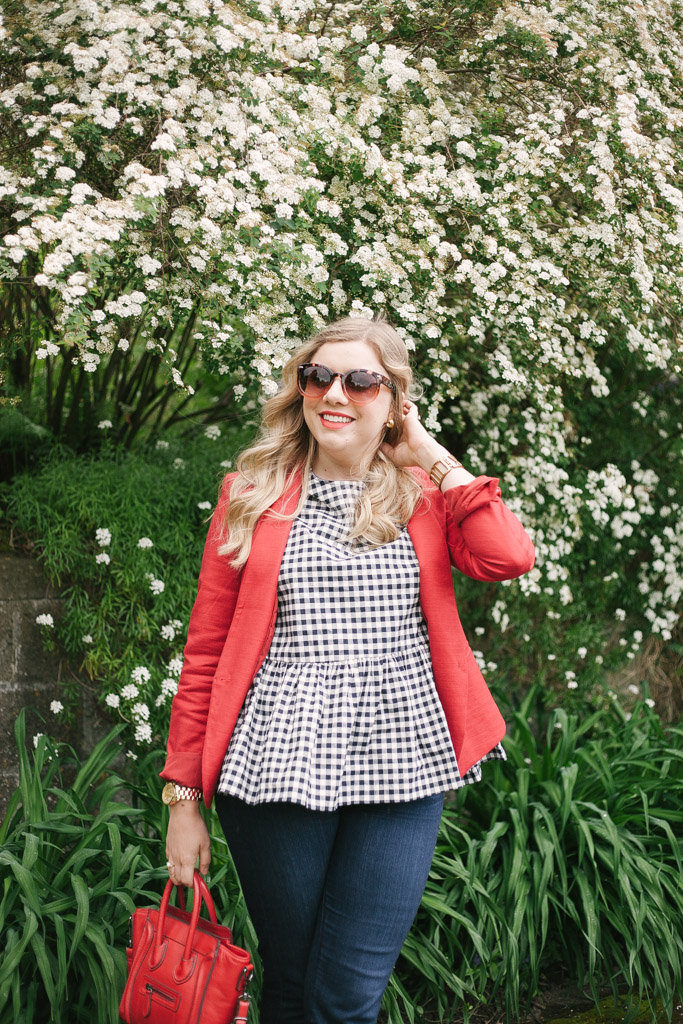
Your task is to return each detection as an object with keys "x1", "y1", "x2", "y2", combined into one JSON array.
[
  {"x1": 135, "y1": 723, "x2": 153, "y2": 743},
  {"x1": 161, "y1": 676, "x2": 179, "y2": 696},
  {"x1": 160, "y1": 619, "x2": 183, "y2": 641}
]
